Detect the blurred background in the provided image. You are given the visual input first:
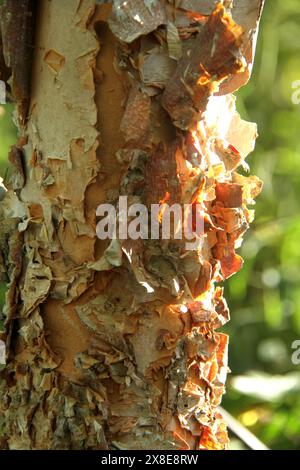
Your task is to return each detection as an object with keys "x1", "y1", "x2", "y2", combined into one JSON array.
[
  {"x1": 1, "y1": 0, "x2": 300, "y2": 451},
  {"x1": 222, "y1": 0, "x2": 300, "y2": 450}
]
